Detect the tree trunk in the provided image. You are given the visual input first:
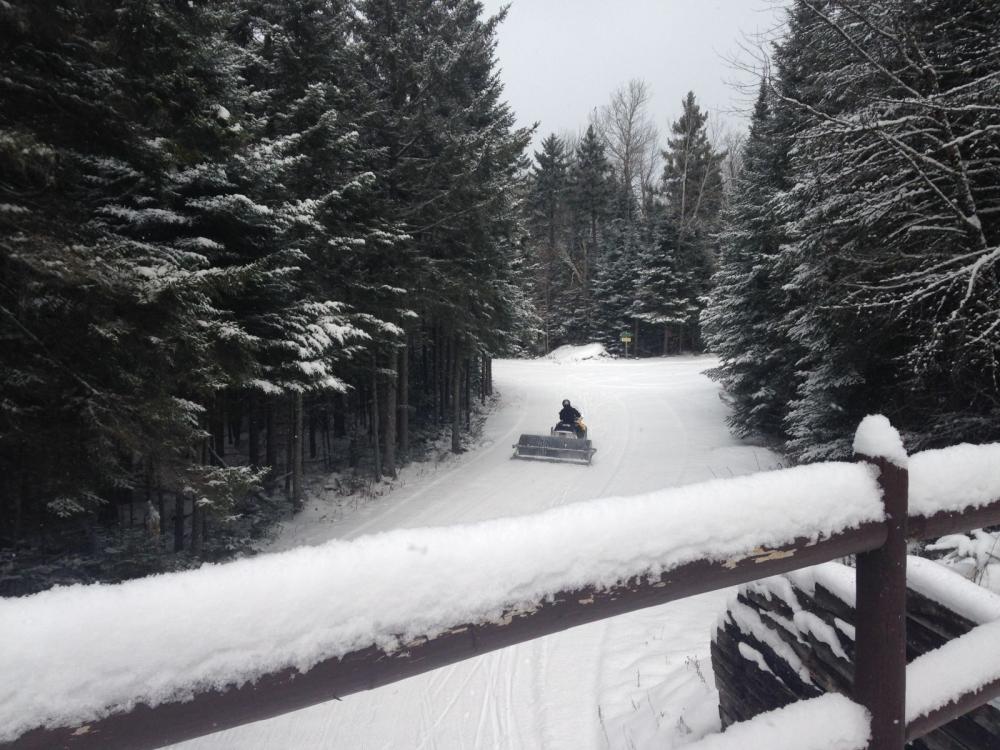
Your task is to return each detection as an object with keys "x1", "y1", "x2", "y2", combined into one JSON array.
[
  {"x1": 211, "y1": 392, "x2": 225, "y2": 465},
  {"x1": 399, "y1": 341, "x2": 409, "y2": 461},
  {"x1": 321, "y1": 399, "x2": 332, "y2": 469},
  {"x1": 248, "y1": 391, "x2": 260, "y2": 468},
  {"x1": 431, "y1": 326, "x2": 440, "y2": 422},
  {"x1": 663, "y1": 324, "x2": 670, "y2": 356},
  {"x1": 308, "y1": 402, "x2": 317, "y2": 460},
  {"x1": 333, "y1": 392, "x2": 346, "y2": 439},
  {"x1": 382, "y1": 353, "x2": 398, "y2": 478},
  {"x1": 191, "y1": 496, "x2": 202, "y2": 556},
  {"x1": 464, "y1": 357, "x2": 471, "y2": 430},
  {"x1": 421, "y1": 337, "x2": 429, "y2": 398},
  {"x1": 264, "y1": 397, "x2": 277, "y2": 493},
  {"x1": 439, "y1": 327, "x2": 449, "y2": 423},
  {"x1": 228, "y1": 391, "x2": 242, "y2": 448},
  {"x1": 371, "y1": 358, "x2": 383, "y2": 480},
  {"x1": 291, "y1": 392, "x2": 304, "y2": 508},
  {"x1": 284, "y1": 397, "x2": 294, "y2": 500},
  {"x1": 451, "y1": 336, "x2": 462, "y2": 453},
  {"x1": 157, "y1": 485, "x2": 166, "y2": 542},
  {"x1": 480, "y1": 351, "x2": 487, "y2": 404},
  {"x1": 173, "y1": 493, "x2": 185, "y2": 552},
  {"x1": 15, "y1": 442, "x2": 27, "y2": 540}
]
